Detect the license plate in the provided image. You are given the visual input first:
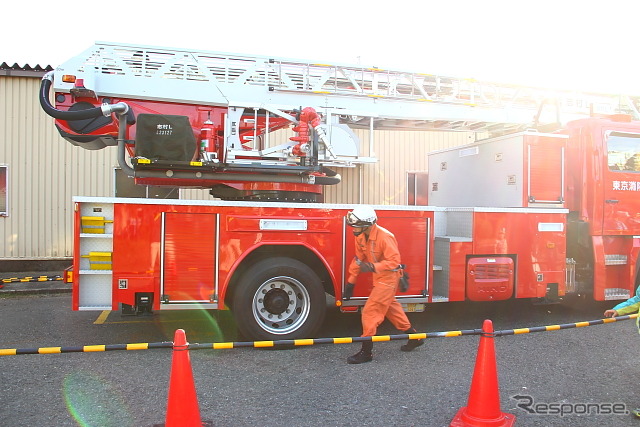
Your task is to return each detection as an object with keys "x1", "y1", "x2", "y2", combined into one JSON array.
[{"x1": 402, "y1": 303, "x2": 425, "y2": 313}]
